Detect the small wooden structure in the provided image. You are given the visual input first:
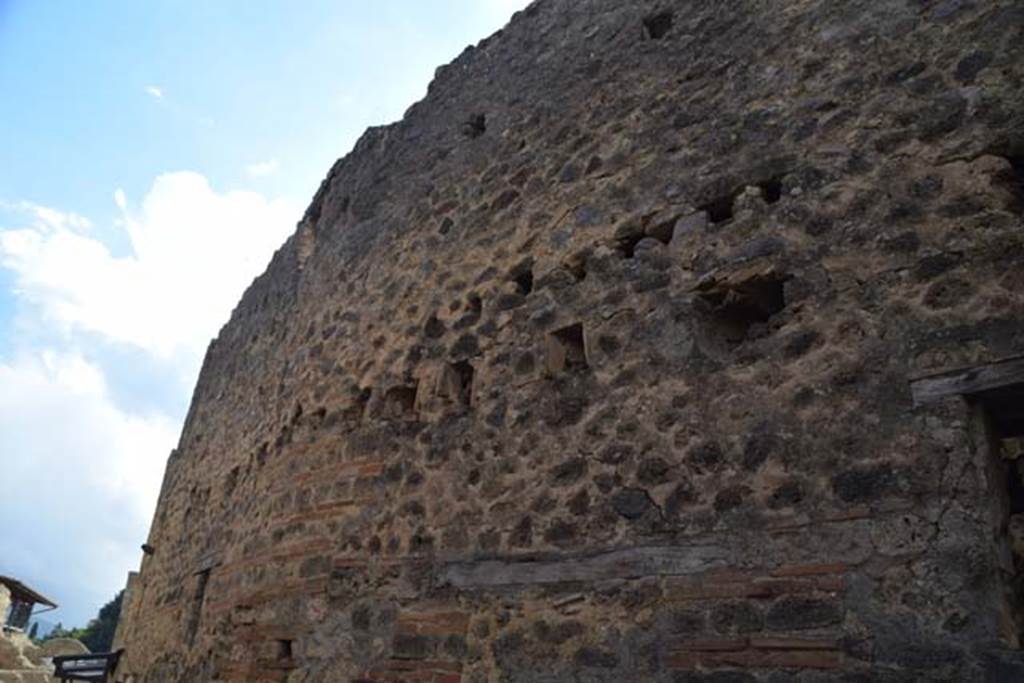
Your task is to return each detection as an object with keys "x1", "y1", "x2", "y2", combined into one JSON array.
[
  {"x1": 0, "y1": 576, "x2": 57, "y2": 631},
  {"x1": 53, "y1": 649, "x2": 124, "y2": 682}
]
